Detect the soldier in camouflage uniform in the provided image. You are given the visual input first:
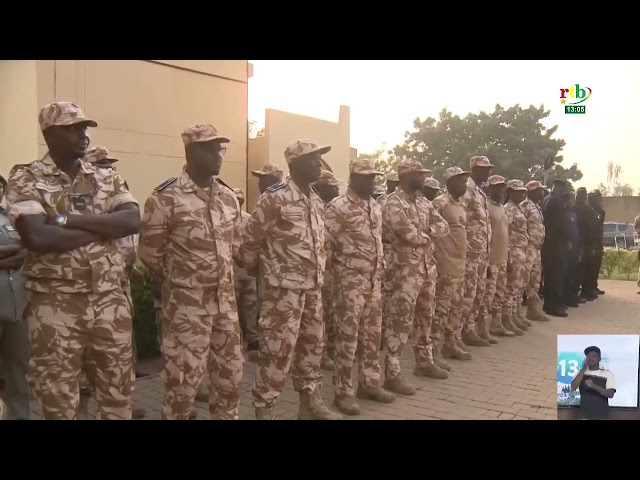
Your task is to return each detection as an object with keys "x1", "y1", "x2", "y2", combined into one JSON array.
[
  {"x1": 521, "y1": 180, "x2": 549, "y2": 322},
  {"x1": 383, "y1": 160, "x2": 450, "y2": 396},
  {"x1": 138, "y1": 124, "x2": 244, "y2": 420},
  {"x1": 377, "y1": 171, "x2": 399, "y2": 349},
  {"x1": 252, "y1": 164, "x2": 284, "y2": 195},
  {"x1": 459, "y1": 156, "x2": 494, "y2": 348},
  {"x1": 236, "y1": 139, "x2": 342, "y2": 420},
  {"x1": 7, "y1": 102, "x2": 140, "y2": 420},
  {"x1": 324, "y1": 158, "x2": 396, "y2": 415},
  {"x1": 232, "y1": 188, "x2": 259, "y2": 351},
  {"x1": 432, "y1": 167, "x2": 472, "y2": 367},
  {"x1": 481, "y1": 176, "x2": 519, "y2": 337},
  {"x1": 503, "y1": 180, "x2": 530, "y2": 333},
  {"x1": 312, "y1": 170, "x2": 341, "y2": 371},
  {"x1": 421, "y1": 177, "x2": 441, "y2": 201},
  {"x1": 77, "y1": 146, "x2": 147, "y2": 419}
]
